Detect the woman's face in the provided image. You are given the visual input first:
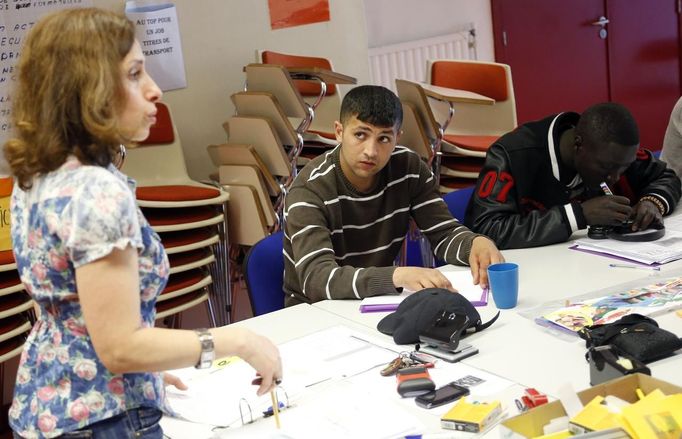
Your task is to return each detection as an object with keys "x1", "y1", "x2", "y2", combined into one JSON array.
[{"x1": 118, "y1": 40, "x2": 162, "y2": 142}]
